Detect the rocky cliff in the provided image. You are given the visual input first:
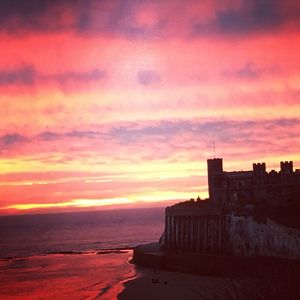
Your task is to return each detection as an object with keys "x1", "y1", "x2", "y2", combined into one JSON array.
[{"x1": 228, "y1": 215, "x2": 300, "y2": 258}]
